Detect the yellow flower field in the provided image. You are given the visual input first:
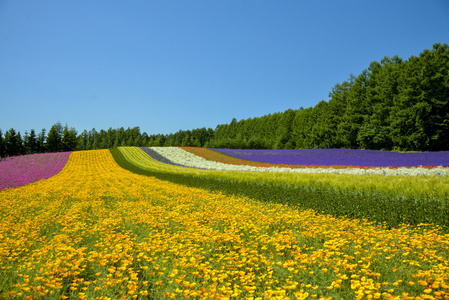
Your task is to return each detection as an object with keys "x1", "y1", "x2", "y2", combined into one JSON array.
[{"x1": 0, "y1": 150, "x2": 448, "y2": 299}]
